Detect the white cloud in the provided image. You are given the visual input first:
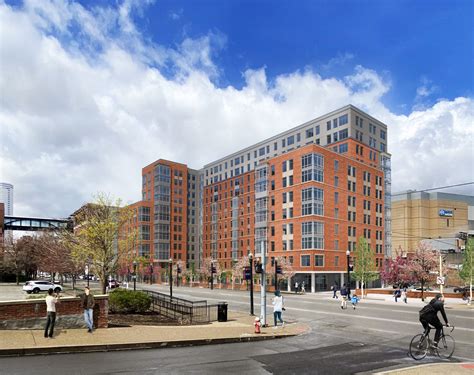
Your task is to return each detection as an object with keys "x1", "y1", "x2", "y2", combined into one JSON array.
[{"x1": 0, "y1": 1, "x2": 473, "y2": 218}]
